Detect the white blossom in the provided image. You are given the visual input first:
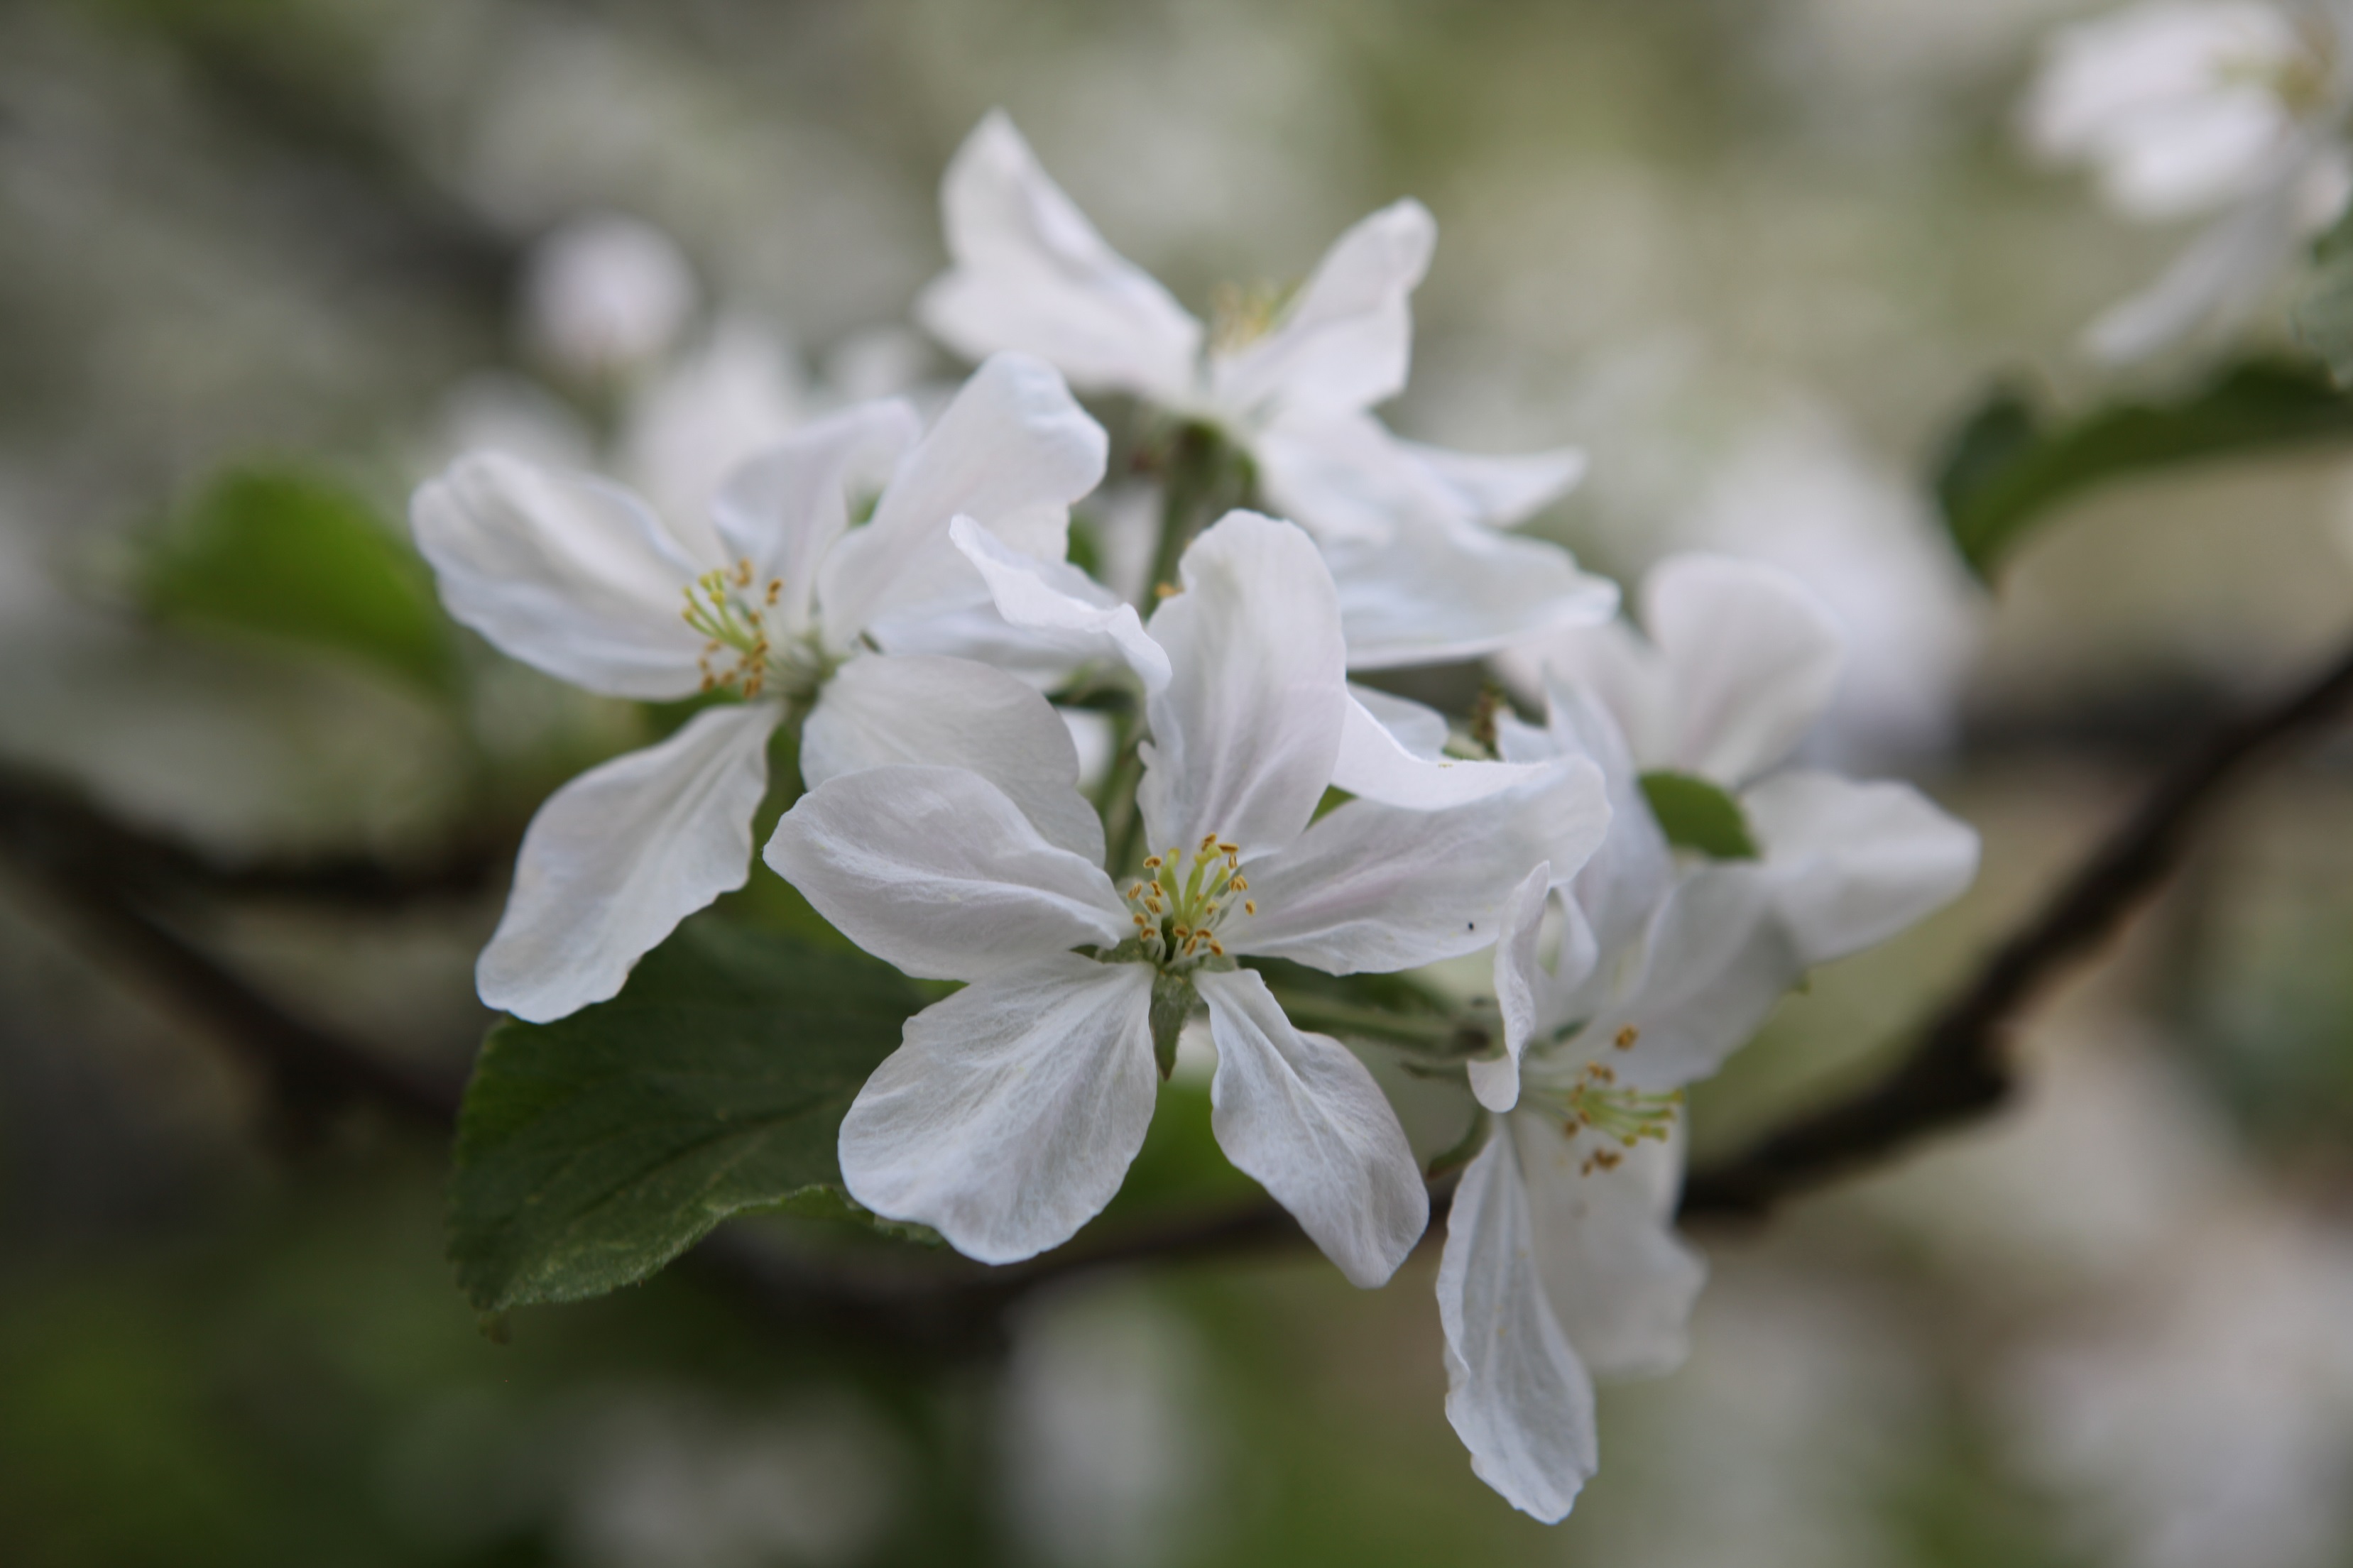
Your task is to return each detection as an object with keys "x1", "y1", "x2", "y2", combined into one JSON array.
[
  {"x1": 1438, "y1": 554, "x2": 1980, "y2": 1521},
  {"x1": 916, "y1": 111, "x2": 1617, "y2": 665},
  {"x1": 766, "y1": 512, "x2": 1610, "y2": 1282},
  {"x1": 520, "y1": 212, "x2": 701, "y2": 380},
  {"x1": 2022, "y1": 0, "x2": 2353, "y2": 360},
  {"x1": 413, "y1": 352, "x2": 1108, "y2": 1022}
]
